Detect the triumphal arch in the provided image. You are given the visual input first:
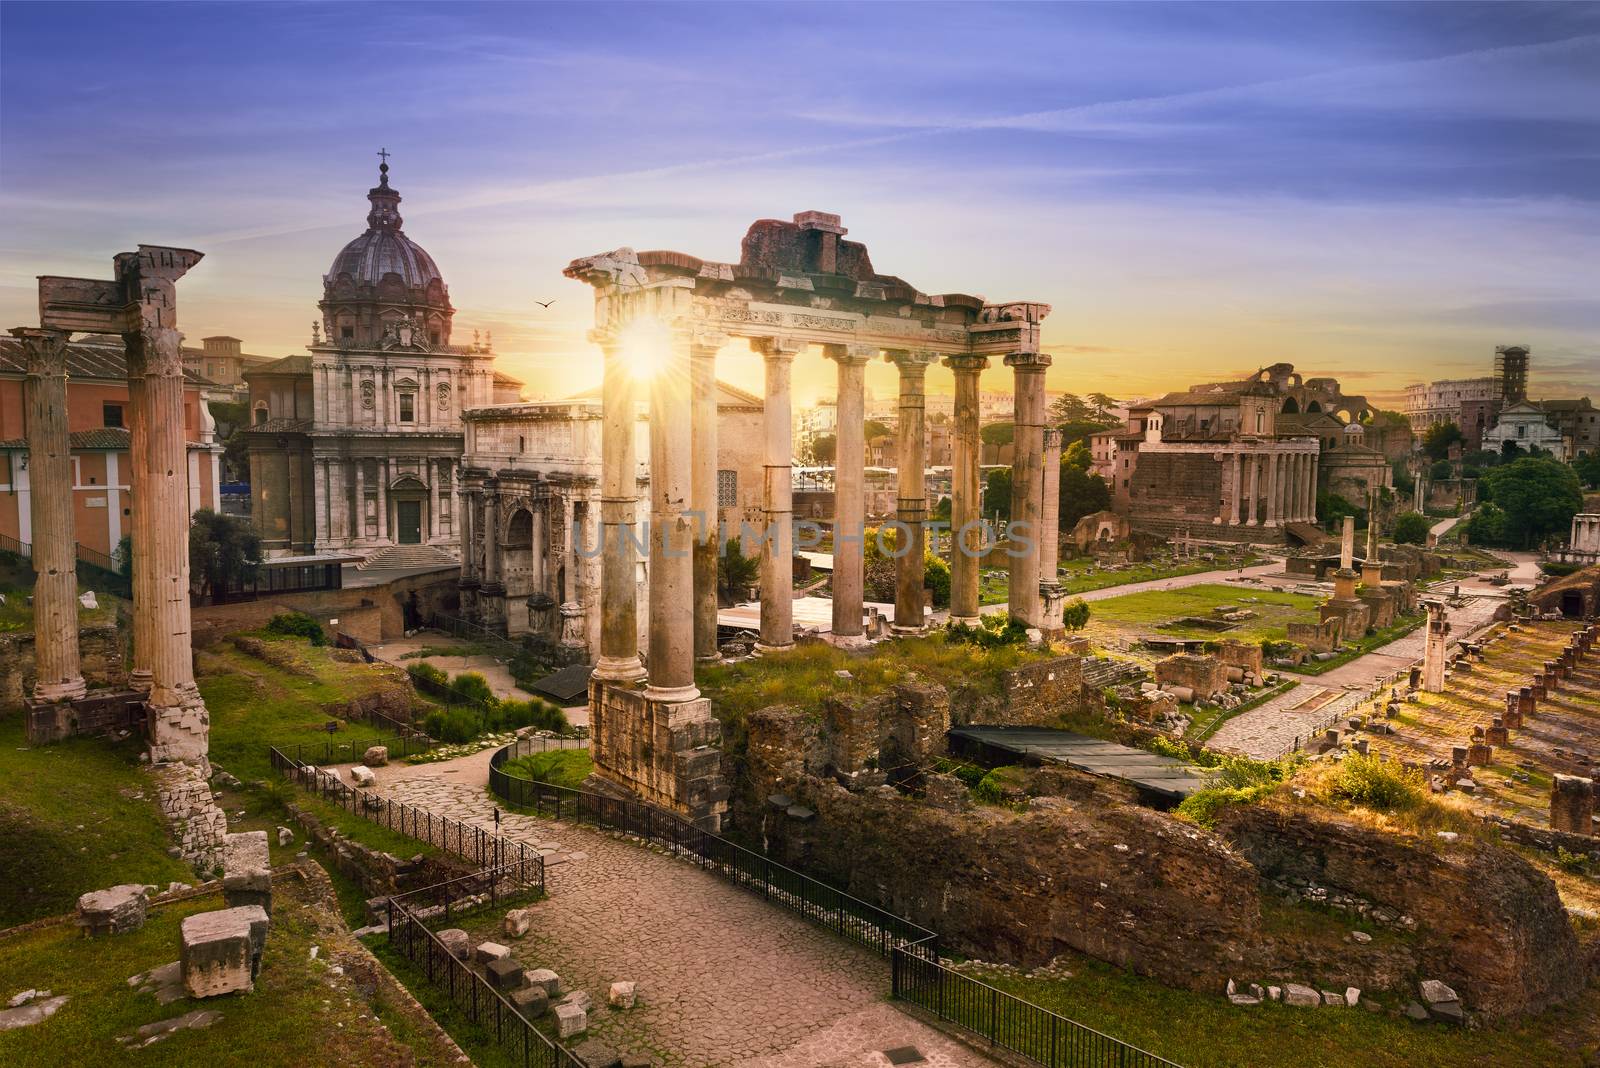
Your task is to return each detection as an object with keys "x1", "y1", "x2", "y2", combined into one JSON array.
[{"x1": 564, "y1": 211, "x2": 1056, "y2": 826}]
